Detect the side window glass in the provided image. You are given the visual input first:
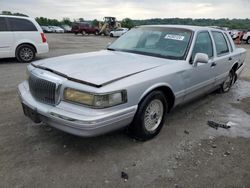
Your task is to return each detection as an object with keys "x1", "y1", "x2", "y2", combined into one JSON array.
[
  {"x1": 212, "y1": 31, "x2": 229, "y2": 55},
  {"x1": 0, "y1": 17, "x2": 8, "y2": 31},
  {"x1": 224, "y1": 33, "x2": 233, "y2": 52},
  {"x1": 192, "y1": 31, "x2": 213, "y2": 60},
  {"x1": 8, "y1": 18, "x2": 37, "y2": 31}
]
